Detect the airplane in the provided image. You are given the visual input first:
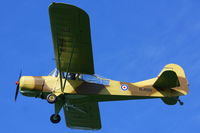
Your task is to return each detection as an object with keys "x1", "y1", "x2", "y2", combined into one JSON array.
[{"x1": 15, "y1": 2, "x2": 189, "y2": 130}]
